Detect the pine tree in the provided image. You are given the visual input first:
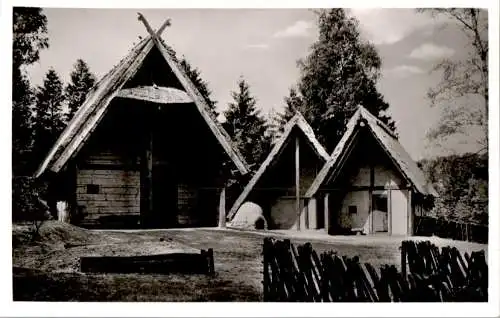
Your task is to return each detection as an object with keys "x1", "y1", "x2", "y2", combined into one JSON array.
[
  {"x1": 179, "y1": 57, "x2": 218, "y2": 118},
  {"x1": 12, "y1": 7, "x2": 49, "y2": 175},
  {"x1": 13, "y1": 68, "x2": 35, "y2": 175},
  {"x1": 32, "y1": 69, "x2": 66, "y2": 165},
  {"x1": 65, "y1": 59, "x2": 96, "y2": 121},
  {"x1": 160, "y1": 39, "x2": 218, "y2": 118},
  {"x1": 296, "y1": 9, "x2": 395, "y2": 152},
  {"x1": 224, "y1": 78, "x2": 271, "y2": 168},
  {"x1": 269, "y1": 87, "x2": 303, "y2": 142}
]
